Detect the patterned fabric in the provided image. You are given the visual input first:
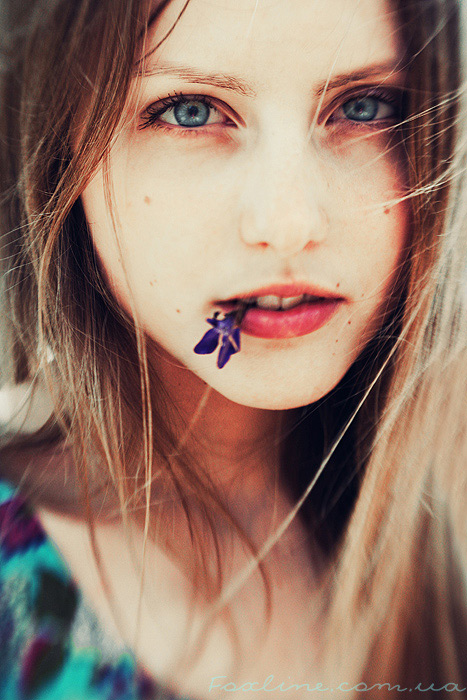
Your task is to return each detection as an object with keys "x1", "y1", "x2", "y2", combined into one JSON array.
[{"x1": 0, "y1": 479, "x2": 190, "y2": 700}]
